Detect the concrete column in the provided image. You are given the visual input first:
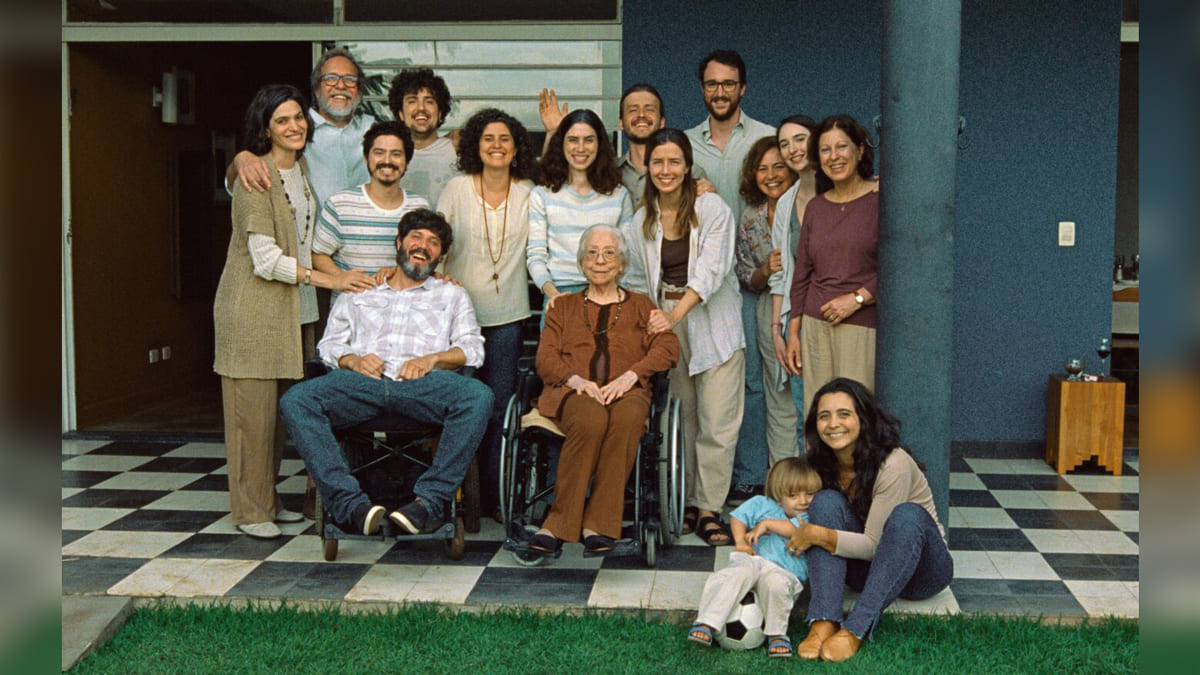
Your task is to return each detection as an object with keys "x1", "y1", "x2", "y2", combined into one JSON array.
[{"x1": 877, "y1": 0, "x2": 962, "y2": 522}]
